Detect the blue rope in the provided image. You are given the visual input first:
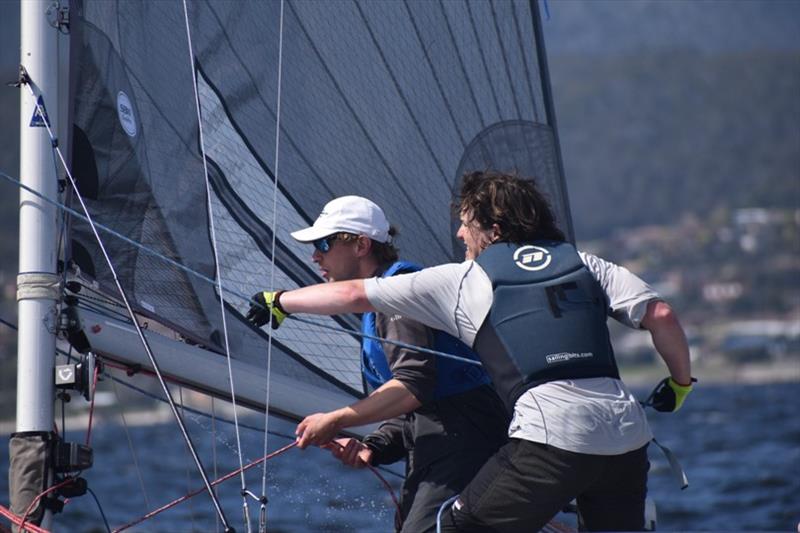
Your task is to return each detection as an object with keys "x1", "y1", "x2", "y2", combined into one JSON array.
[
  {"x1": 86, "y1": 486, "x2": 112, "y2": 533},
  {"x1": 0, "y1": 169, "x2": 483, "y2": 367},
  {"x1": 436, "y1": 494, "x2": 459, "y2": 533}
]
